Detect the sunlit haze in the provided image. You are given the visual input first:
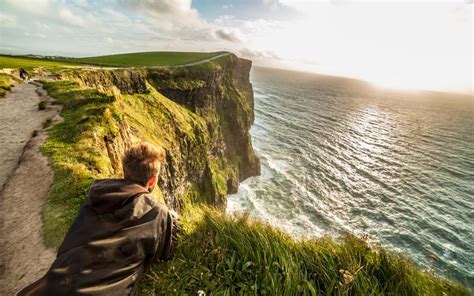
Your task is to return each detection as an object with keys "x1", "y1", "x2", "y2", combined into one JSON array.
[{"x1": 0, "y1": 0, "x2": 472, "y2": 92}]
